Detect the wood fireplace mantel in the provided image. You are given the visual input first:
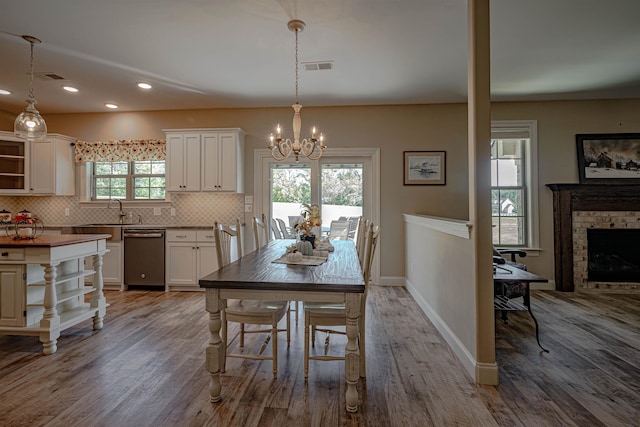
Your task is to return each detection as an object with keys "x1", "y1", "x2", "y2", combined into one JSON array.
[{"x1": 547, "y1": 183, "x2": 640, "y2": 291}]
